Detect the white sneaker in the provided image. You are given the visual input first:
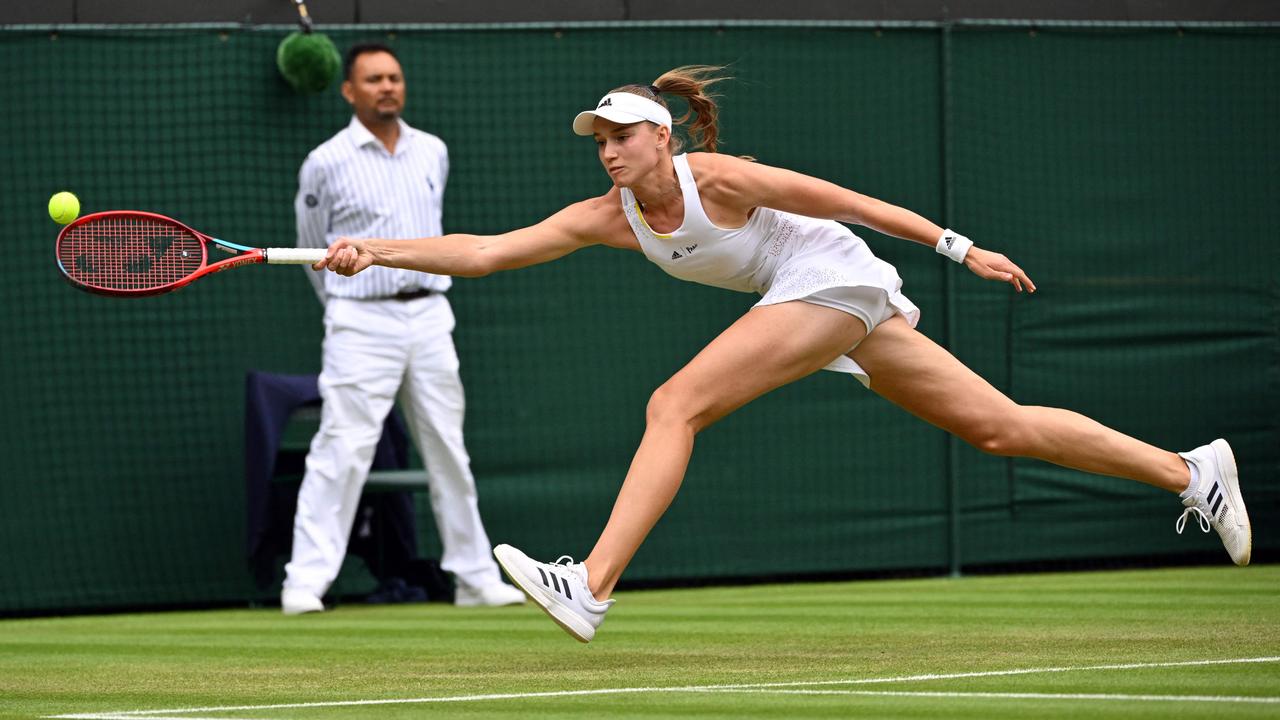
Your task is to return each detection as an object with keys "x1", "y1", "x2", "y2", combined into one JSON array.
[
  {"x1": 1177, "y1": 438, "x2": 1251, "y2": 566},
  {"x1": 493, "y1": 544, "x2": 615, "y2": 643},
  {"x1": 454, "y1": 582, "x2": 526, "y2": 608},
  {"x1": 280, "y1": 588, "x2": 325, "y2": 616}
]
